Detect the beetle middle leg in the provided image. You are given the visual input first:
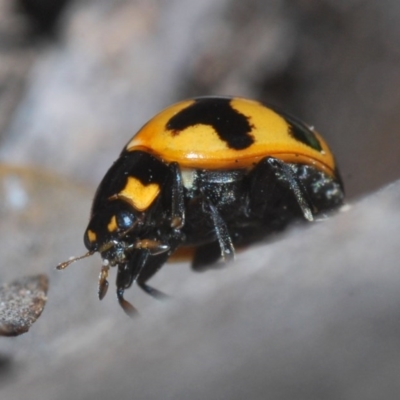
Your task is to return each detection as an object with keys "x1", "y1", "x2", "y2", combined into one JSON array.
[
  {"x1": 113, "y1": 233, "x2": 176, "y2": 302},
  {"x1": 115, "y1": 262, "x2": 138, "y2": 316},
  {"x1": 135, "y1": 250, "x2": 170, "y2": 299}
]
